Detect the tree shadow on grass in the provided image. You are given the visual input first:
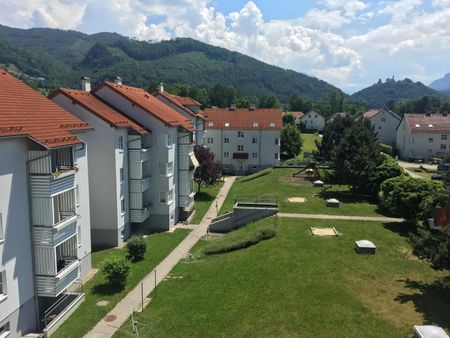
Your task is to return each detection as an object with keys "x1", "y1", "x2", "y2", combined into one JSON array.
[
  {"x1": 382, "y1": 222, "x2": 413, "y2": 237},
  {"x1": 319, "y1": 190, "x2": 376, "y2": 204},
  {"x1": 395, "y1": 276, "x2": 450, "y2": 330},
  {"x1": 195, "y1": 191, "x2": 214, "y2": 202},
  {"x1": 92, "y1": 282, "x2": 125, "y2": 296}
]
